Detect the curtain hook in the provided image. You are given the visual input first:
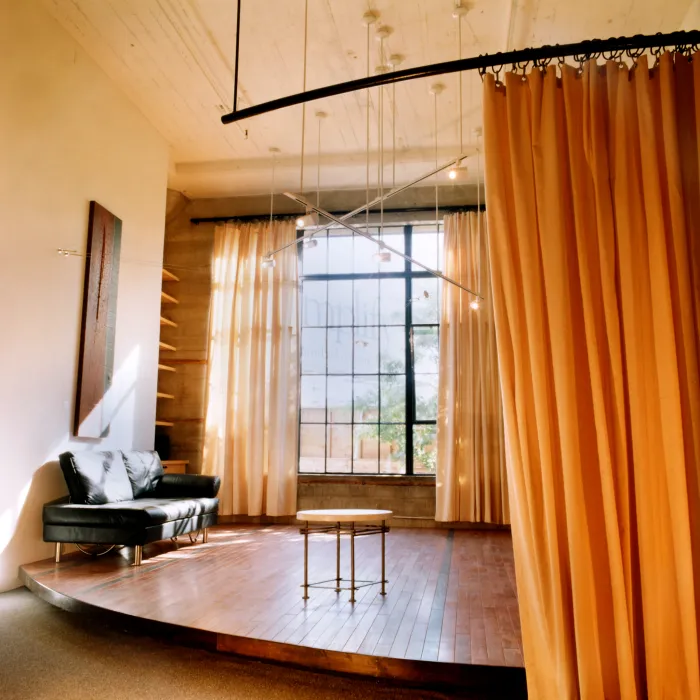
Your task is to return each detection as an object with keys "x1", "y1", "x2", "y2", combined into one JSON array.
[
  {"x1": 650, "y1": 43, "x2": 664, "y2": 70},
  {"x1": 573, "y1": 52, "x2": 587, "y2": 75},
  {"x1": 514, "y1": 60, "x2": 528, "y2": 81},
  {"x1": 626, "y1": 46, "x2": 644, "y2": 68},
  {"x1": 493, "y1": 64, "x2": 503, "y2": 86}
]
